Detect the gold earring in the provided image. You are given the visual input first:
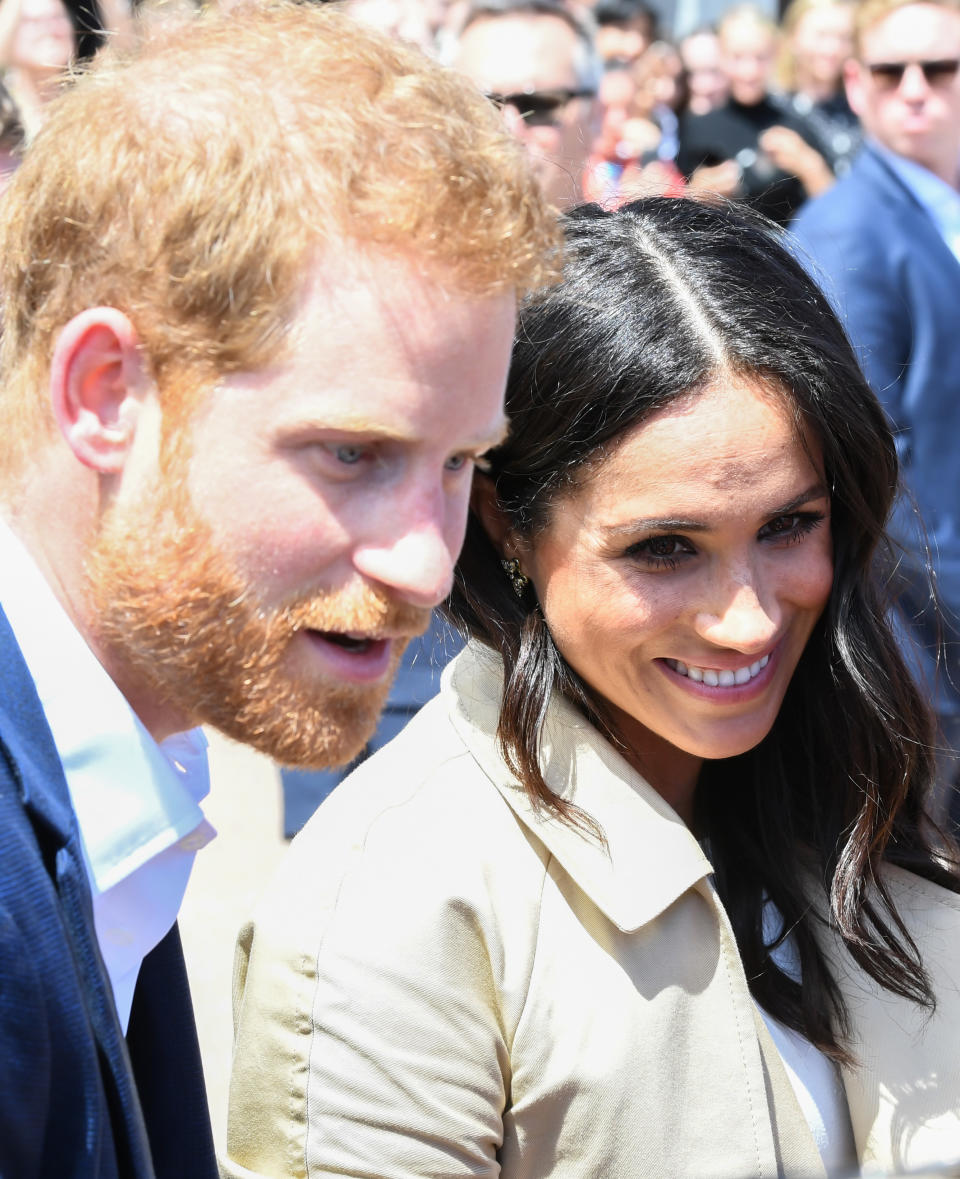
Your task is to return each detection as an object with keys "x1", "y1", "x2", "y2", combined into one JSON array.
[{"x1": 500, "y1": 557, "x2": 529, "y2": 597}]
